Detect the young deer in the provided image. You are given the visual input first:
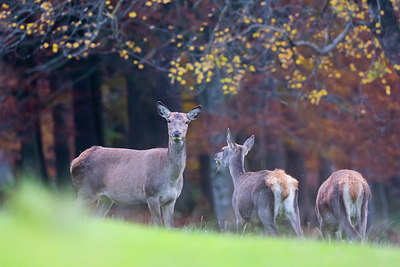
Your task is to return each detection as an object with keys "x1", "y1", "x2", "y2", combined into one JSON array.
[
  {"x1": 70, "y1": 101, "x2": 202, "y2": 227},
  {"x1": 316, "y1": 169, "x2": 371, "y2": 242},
  {"x1": 214, "y1": 129, "x2": 303, "y2": 237}
]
